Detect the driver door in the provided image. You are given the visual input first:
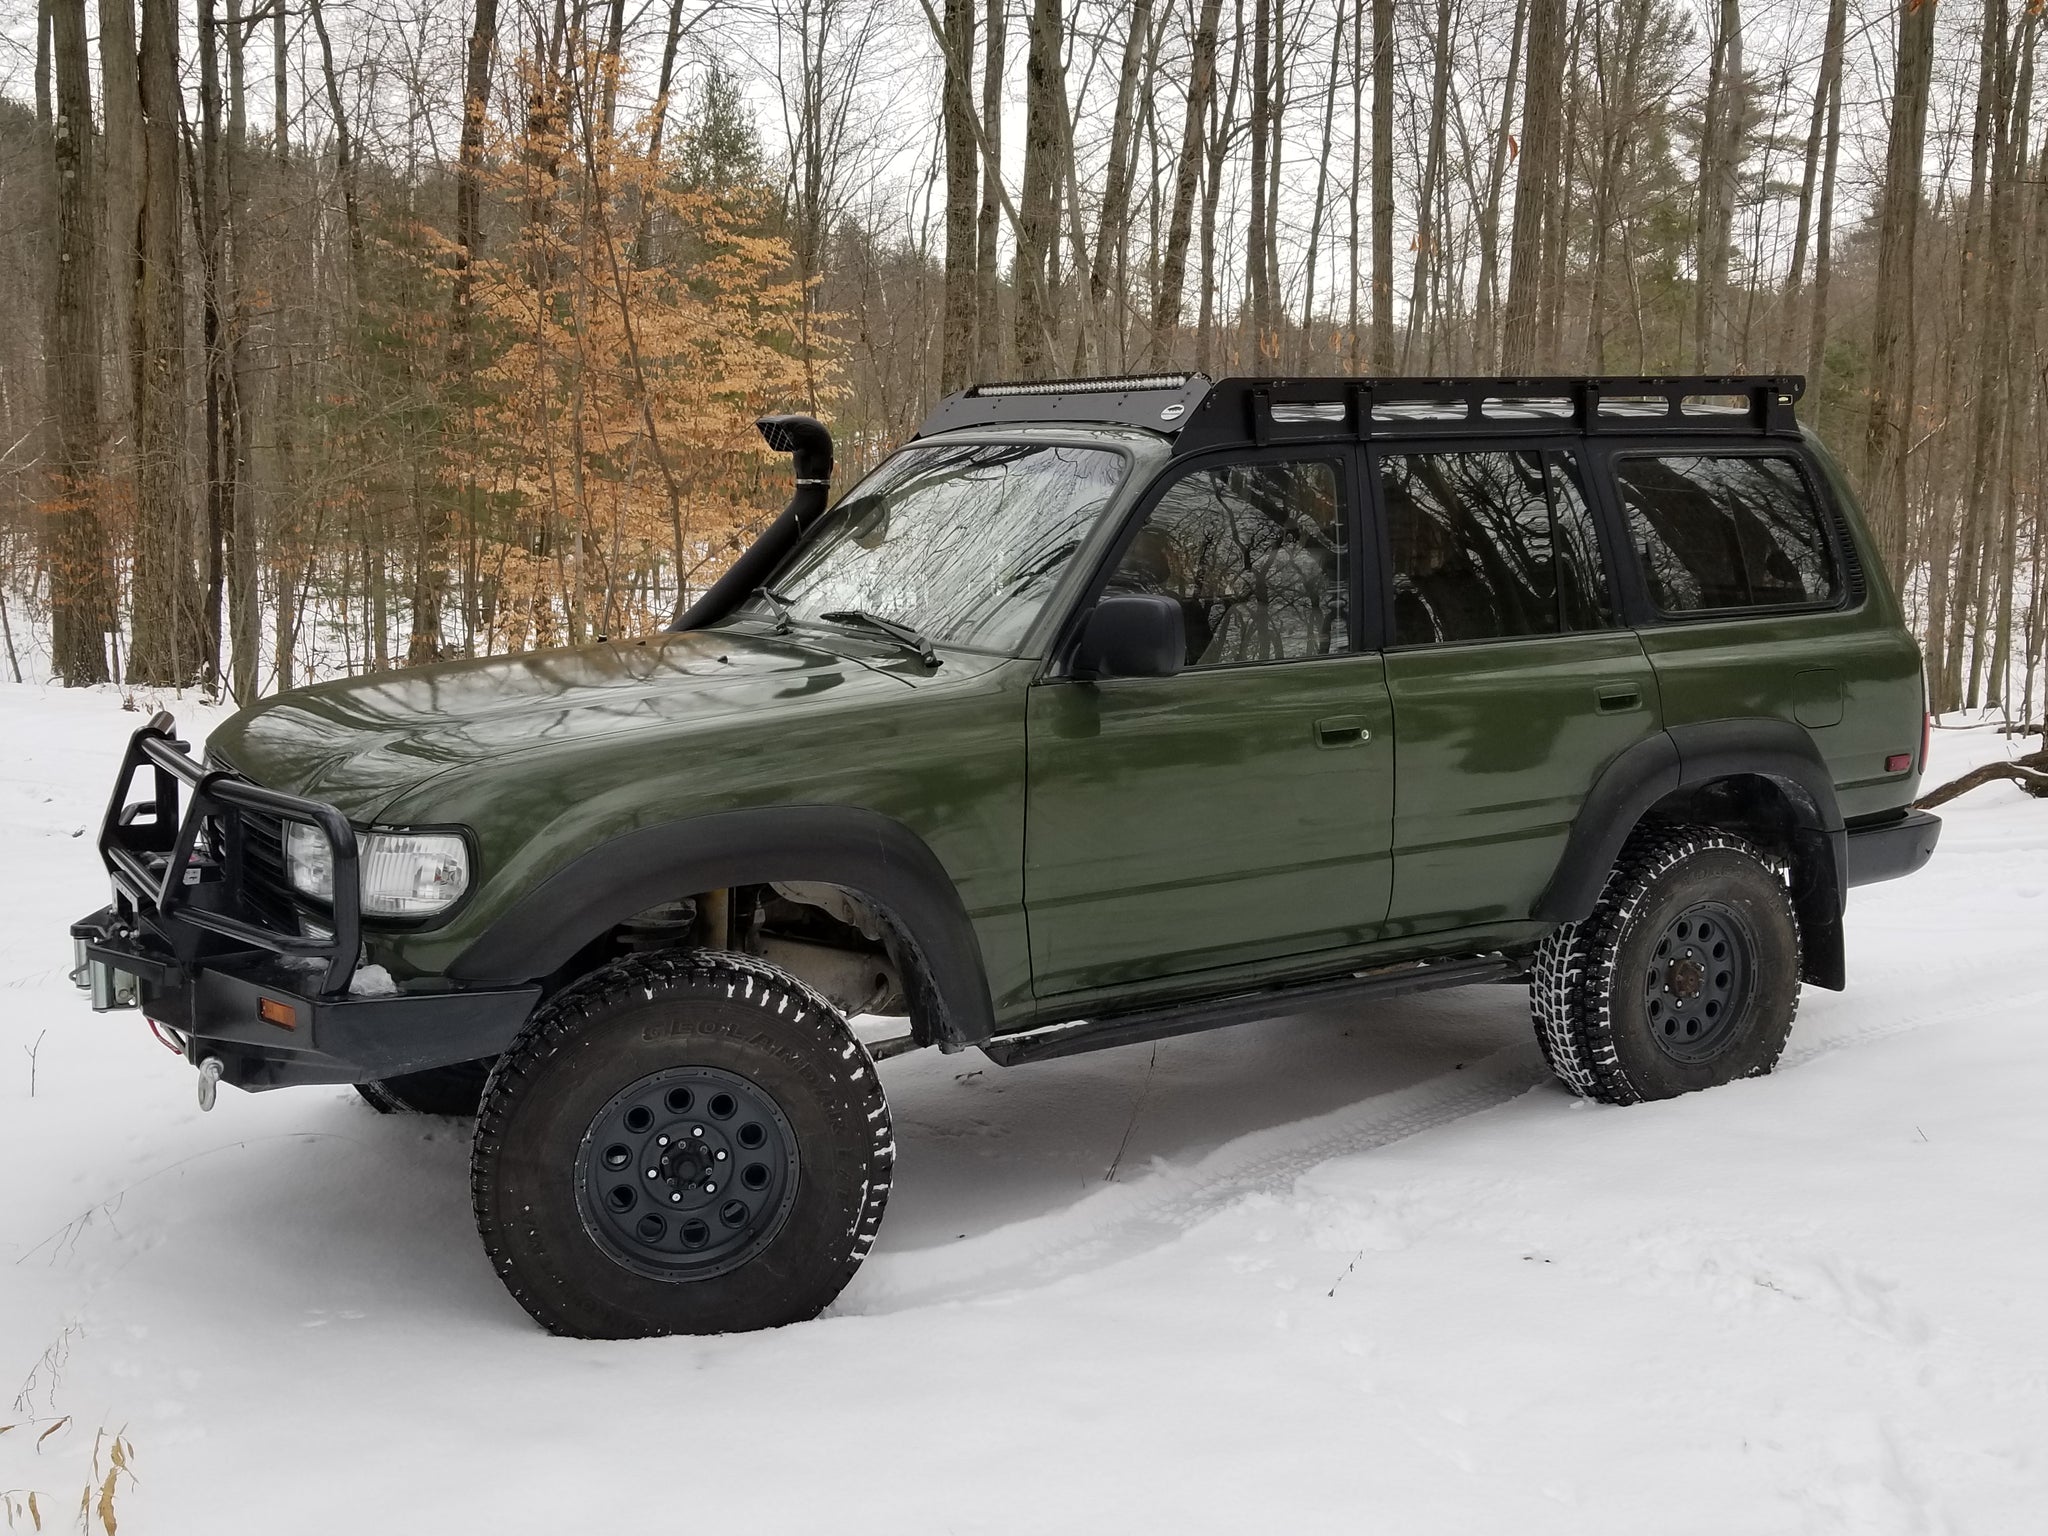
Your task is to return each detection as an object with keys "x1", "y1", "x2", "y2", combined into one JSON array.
[{"x1": 1023, "y1": 450, "x2": 1396, "y2": 1001}]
